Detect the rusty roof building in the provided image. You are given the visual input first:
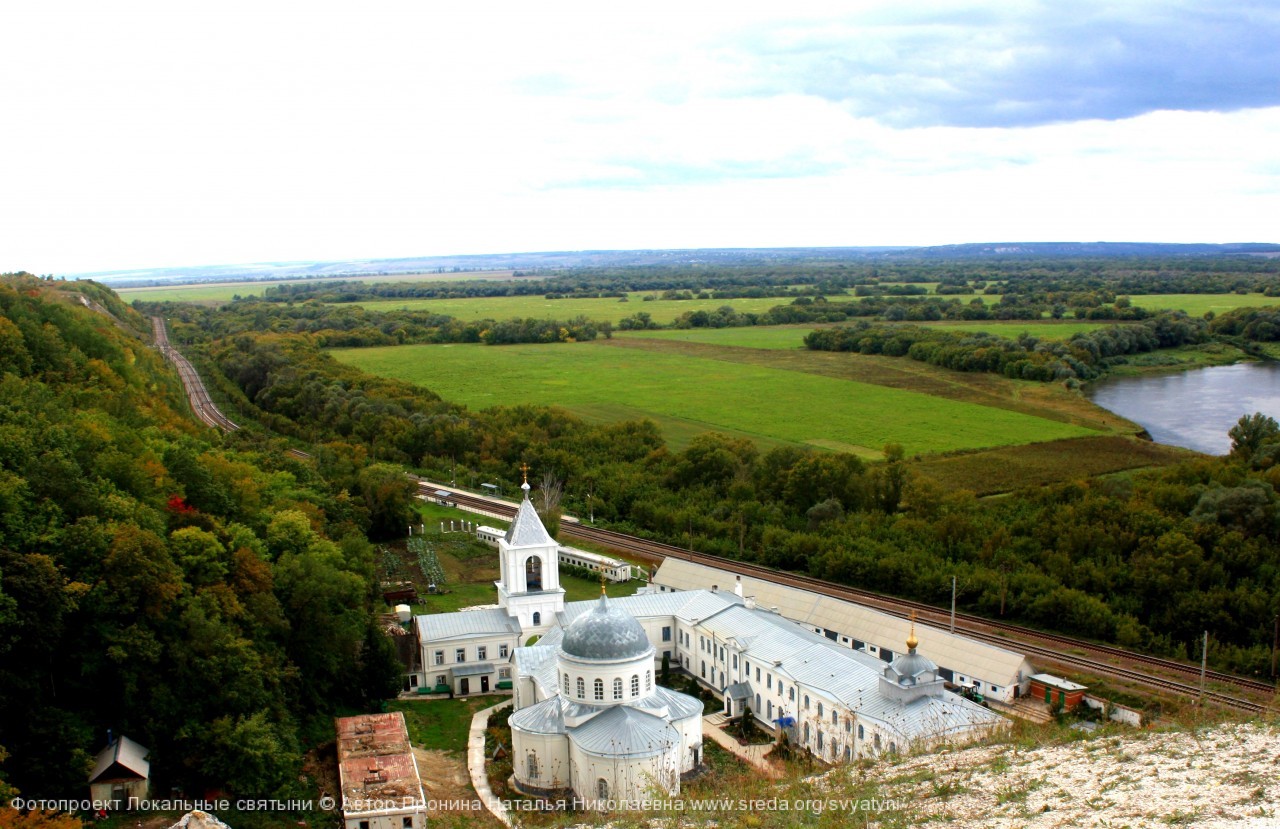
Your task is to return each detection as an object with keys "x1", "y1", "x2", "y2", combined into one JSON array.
[{"x1": 334, "y1": 712, "x2": 426, "y2": 829}]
